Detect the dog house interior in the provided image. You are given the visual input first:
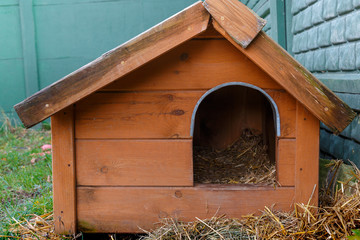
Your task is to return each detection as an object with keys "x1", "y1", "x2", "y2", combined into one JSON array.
[{"x1": 192, "y1": 84, "x2": 277, "y2": 185}]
